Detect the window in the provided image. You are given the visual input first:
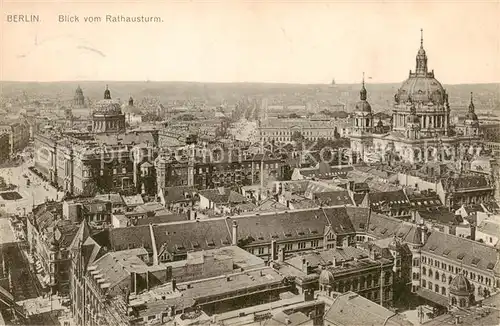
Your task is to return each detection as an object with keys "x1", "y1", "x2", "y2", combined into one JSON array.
[
  {"x1": 422, "y1": 280, "x2": 426, "y2": 287},
  {"x1": 441, "y1": 287, "x2": 446, "y2": 295},
  {"x1": 284, "y1": 243, "x2": 293, "y2": 251},
  {"x1": 442, "y1": 263, "x2": 447, "y2": 270},
  {"x1": 428, "y1": 281, "x2": 433, "y2": 290},
  {"x1": 258, "y1": 247, "x2": 264, "y2": 255},
  {"x1": 422, "y1": 267, "x2": 427, "y2": 275},
  {"x1": 113, "y1": 168, "x2": 117, "y2": 175},
  {"x1": 298, "y1": 242, "x2": 306, "y2": 249},
  {"x1": 310, "y1": 240, "x2": 319, "y2": 248},
  {"x1": 435, "y1": 271, "x2": 439, "y2": 280},
  {"x1": 435, "y1": 284, "x2": 439, "y2": 293},
  {"x1": 100, "y1": 169, "x2": 104, "y2": 176},
  {"x1": 428, "y1": 268, "x2": 432, "y2": 277}
]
